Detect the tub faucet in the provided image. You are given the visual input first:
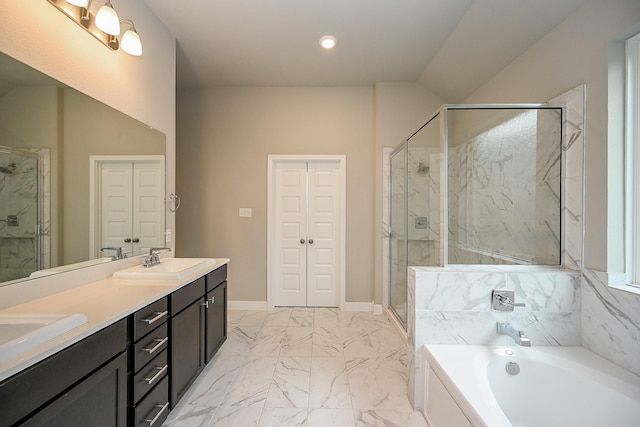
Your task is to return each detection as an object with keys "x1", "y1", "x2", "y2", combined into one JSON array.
[{"x1": 497, "y1": 321, "x2": 531, "y2": 347}]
